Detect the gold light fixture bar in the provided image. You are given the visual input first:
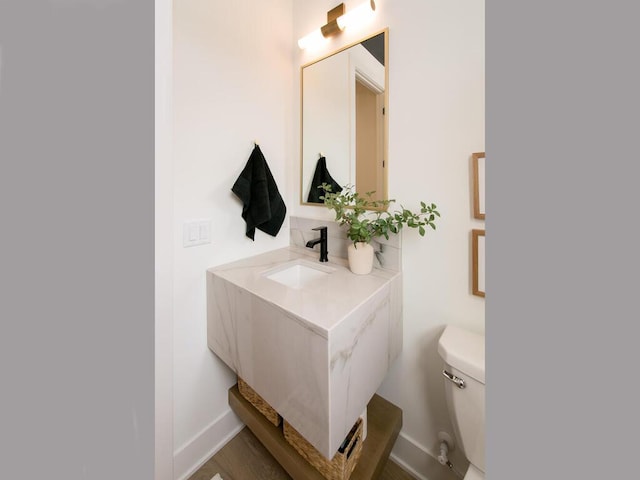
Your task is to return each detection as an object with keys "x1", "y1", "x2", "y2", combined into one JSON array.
[
  {"x1": 320, "y1": 3, "x2": 345, "y2": 38},
  {"x1": 297, "y1": 1, "x2": 376, "y2": 50}
]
